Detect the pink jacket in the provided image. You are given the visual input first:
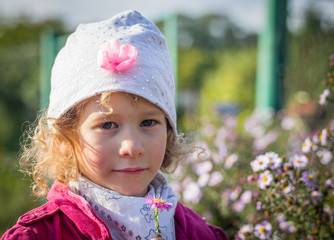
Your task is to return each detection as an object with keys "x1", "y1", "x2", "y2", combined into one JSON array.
[{"x1": 1, "y1": 181, "x2": 228, "y2": 240}]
